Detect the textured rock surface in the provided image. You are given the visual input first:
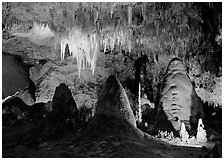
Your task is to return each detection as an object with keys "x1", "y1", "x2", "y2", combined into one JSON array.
[
  {"x1": 155, "y1": 58, "x2": 204, "y2": 132},
  {"x1": 29, "y1": 62, "x2": 51, "y2": 83}
]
